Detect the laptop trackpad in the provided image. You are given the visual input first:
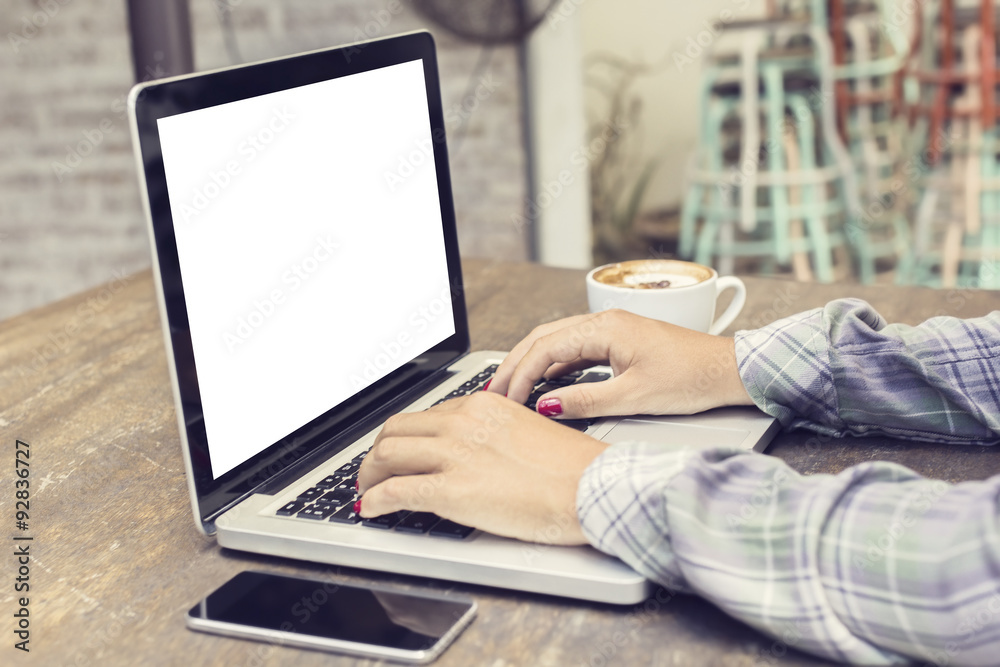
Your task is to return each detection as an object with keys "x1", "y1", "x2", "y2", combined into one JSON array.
[{"x1": 600, "y1": 418, "x2": 750, "y2": 450}]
